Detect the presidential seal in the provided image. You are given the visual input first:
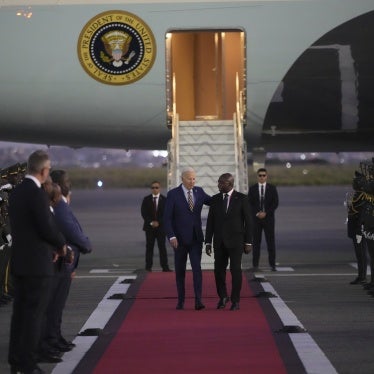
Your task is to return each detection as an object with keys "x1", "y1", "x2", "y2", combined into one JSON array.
[{"x1": 77, "y1": 10, "x2": 156, "y2": 85}]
